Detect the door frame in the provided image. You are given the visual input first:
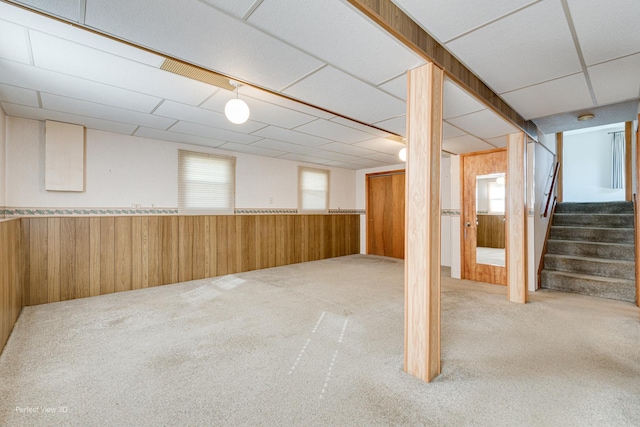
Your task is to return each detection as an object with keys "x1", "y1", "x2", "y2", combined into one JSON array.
[{"x1": 366, "y1": 169, "x2": 406, "y2": 256}]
